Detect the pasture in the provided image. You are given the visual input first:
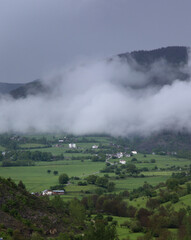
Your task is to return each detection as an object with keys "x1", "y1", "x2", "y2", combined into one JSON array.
[
  {"x1": 118, "y1": 153, "x2": 191, "y2": 170},
  {"x1": 1, "y1": 135, "x2": 191, "y2": 240},
  {"x1": 113, "y1": 216, "x2": 144, "y2": 240},
  {"x1": 1, "y1": 135, "x2": 191, "y2": 199},
  {"x1": 0, "y1": 157, "x2": 182, "y2": 196},
  {"x1": 0, "y1": 160, "x2": 105, "y2": 192},
  {"x1": 0, "y1": 145, "x2": 5, "y2": 151},
  {"x1": 19, "y1": 143, "x2": 47, "y2": 148}
]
